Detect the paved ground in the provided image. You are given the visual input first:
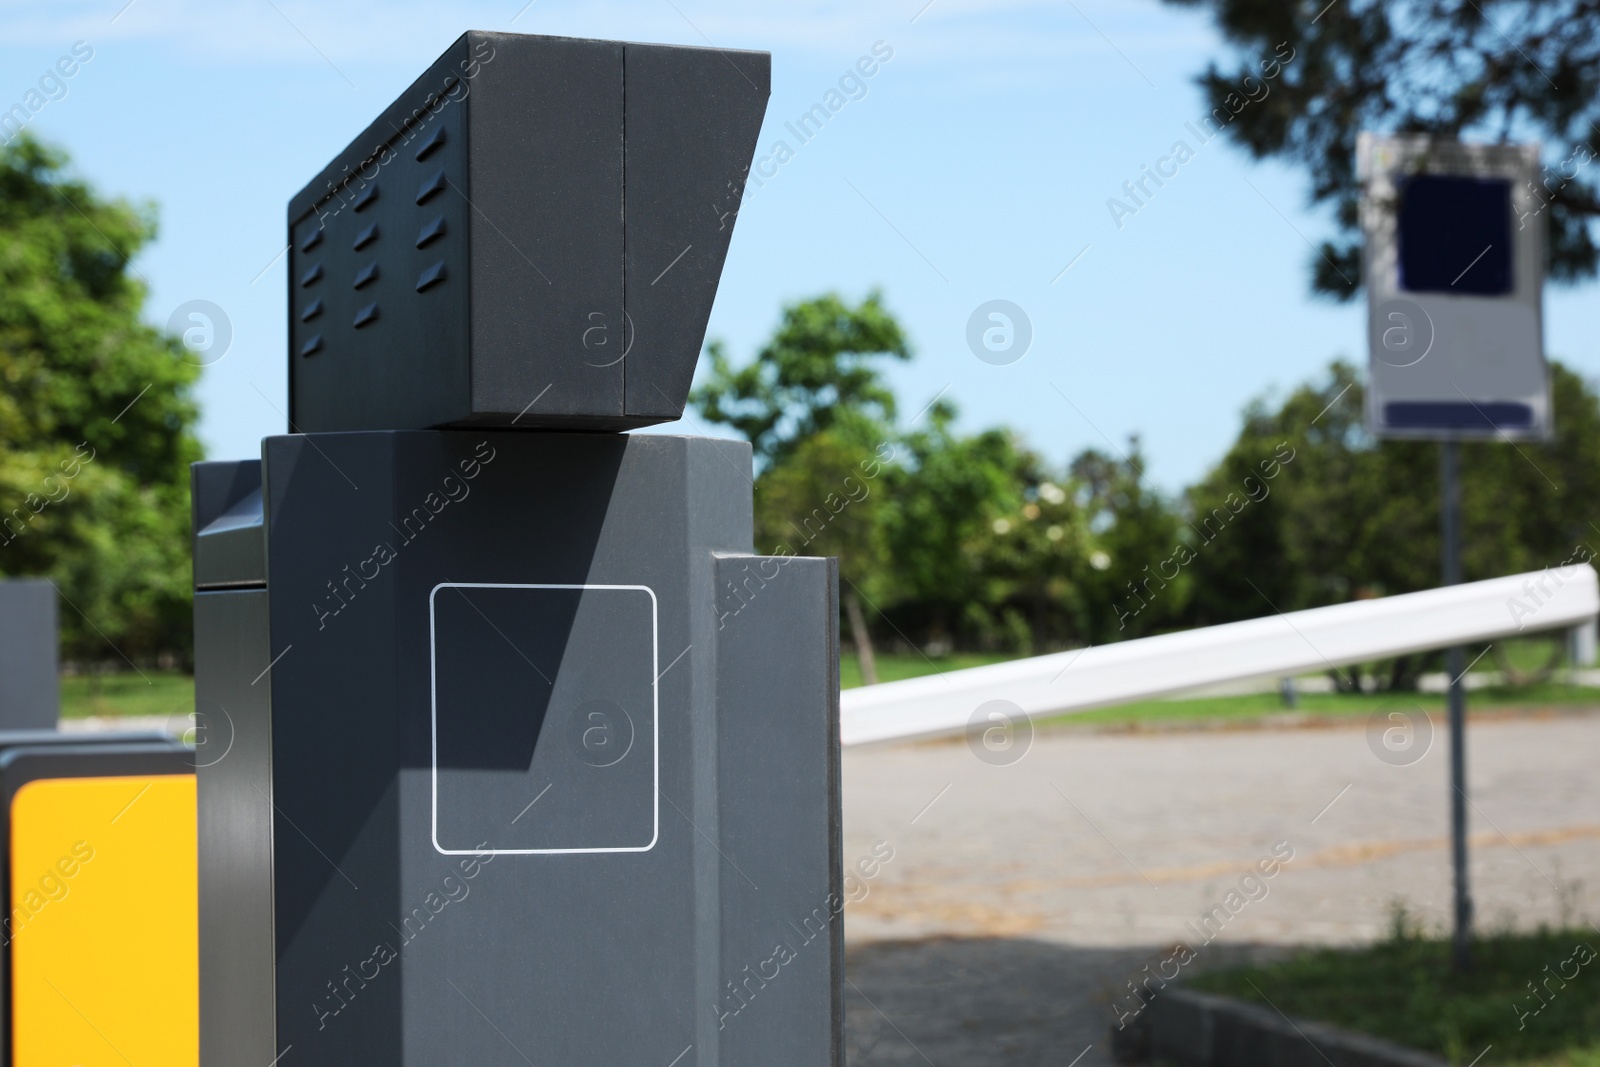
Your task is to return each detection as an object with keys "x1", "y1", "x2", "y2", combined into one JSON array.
[{"x1": 841, "y1": 710, "x2": 1600, "y2": 1065}]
